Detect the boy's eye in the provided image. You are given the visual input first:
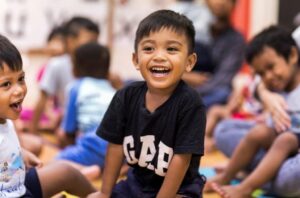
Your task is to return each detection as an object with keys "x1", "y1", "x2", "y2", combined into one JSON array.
[
  {"x1": 0, "y1": 82, "x2": 11, "y2": 88},
  {"x1": 142, "y1": 46, "x2": 154, "y2": 52},
  {"x1": 18, "y1": 75, "x2": 25, "y2": 83},
  {"x1": 167, "y1": 47, "x2": 178, "y2": 52}
]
